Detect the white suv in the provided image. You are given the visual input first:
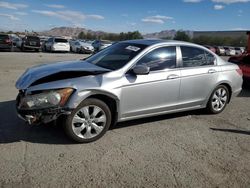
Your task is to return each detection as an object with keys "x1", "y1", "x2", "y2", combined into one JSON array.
[{"x1": 45, "y1": 37, "x2": 70, "y2": 52}]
